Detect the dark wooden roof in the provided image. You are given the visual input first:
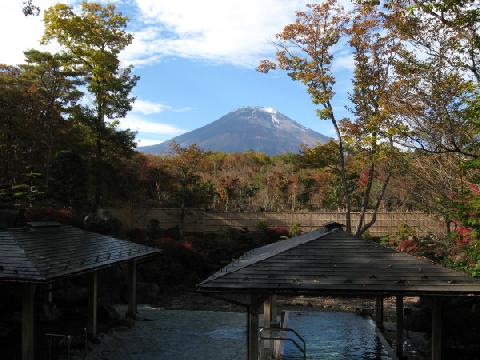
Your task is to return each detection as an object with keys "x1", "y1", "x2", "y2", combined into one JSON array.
[
  {"x1": 0, "y1": 223, "x2": 161, "y2": 283},
  {"x1": 199, "y1": 229, "x2": 480, "y2": 296}
]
